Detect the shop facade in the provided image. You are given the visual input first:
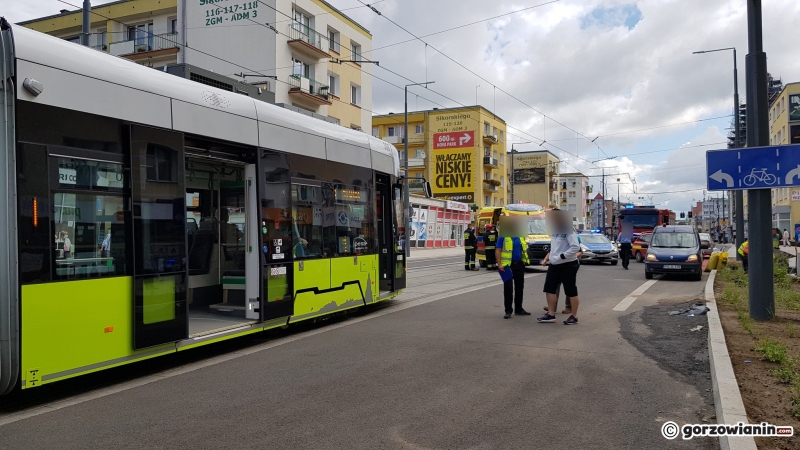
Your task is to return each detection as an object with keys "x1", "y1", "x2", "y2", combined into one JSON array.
[{"x1": 408, "y1": 195, "x2": 472, "y2": 248}]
